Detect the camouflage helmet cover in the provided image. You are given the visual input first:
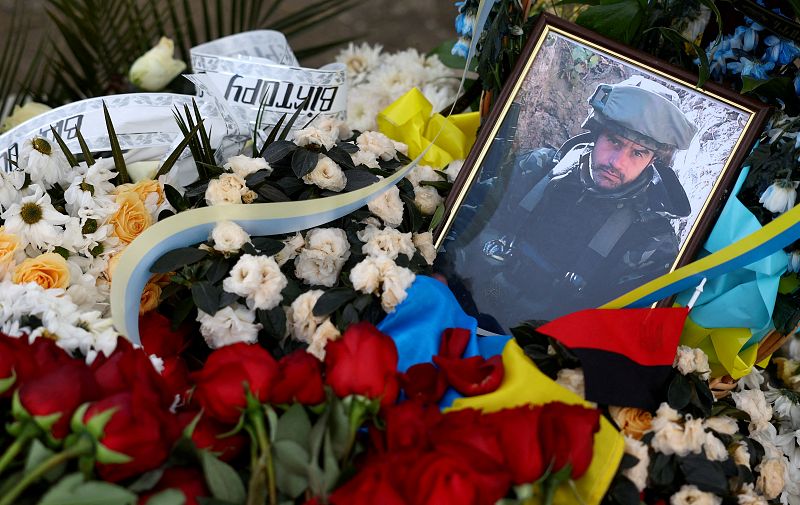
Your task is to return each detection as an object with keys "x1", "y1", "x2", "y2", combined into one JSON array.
[{"x1": 581, "y1": 76, "x2": 698, "y2": 151}]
